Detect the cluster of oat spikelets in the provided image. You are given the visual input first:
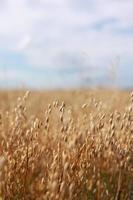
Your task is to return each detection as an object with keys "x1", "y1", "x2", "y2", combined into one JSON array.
[{"x1": 0, "y1": 90, "x2": 132, "y2": 200}]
